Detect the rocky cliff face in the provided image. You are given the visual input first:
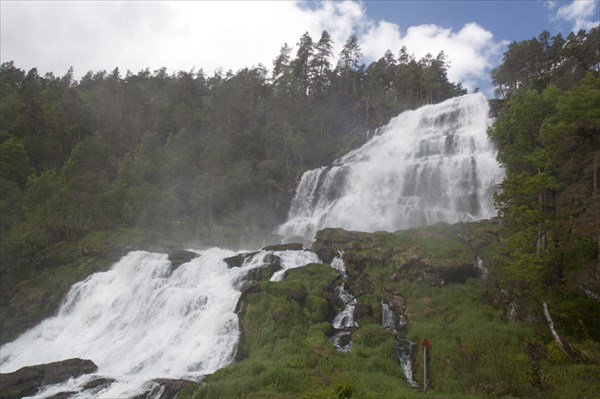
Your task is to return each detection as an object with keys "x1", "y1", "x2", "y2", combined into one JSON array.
[{"x1": 312, "y1": 222, "x2": 496, "y2": 286}]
